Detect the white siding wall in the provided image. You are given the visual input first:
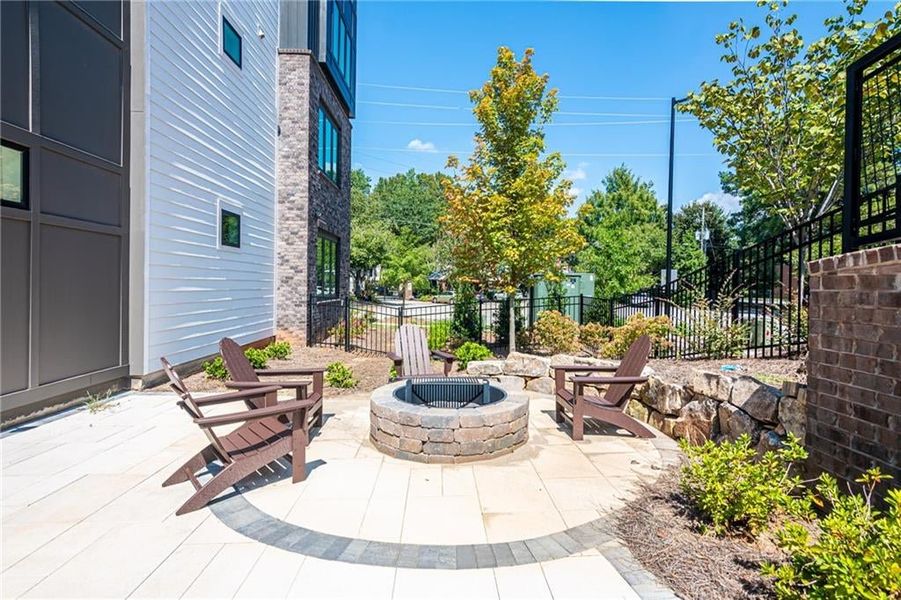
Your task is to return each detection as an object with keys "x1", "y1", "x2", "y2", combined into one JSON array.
[{"x1": 143, "y1": 0, "x2": 278, "y2": 373}]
